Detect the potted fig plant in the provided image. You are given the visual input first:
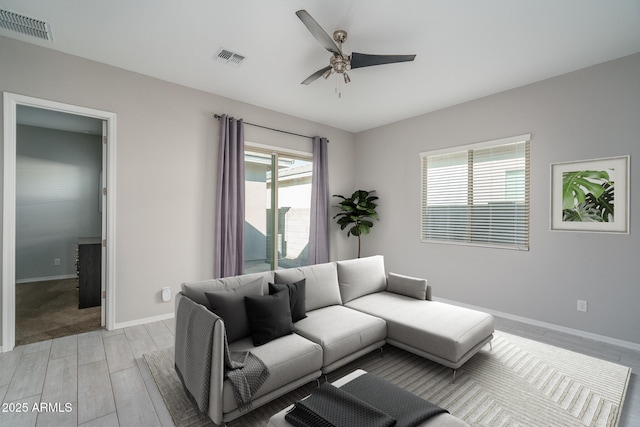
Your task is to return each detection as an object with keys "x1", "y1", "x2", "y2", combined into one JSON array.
[{"x1": 333, "y1": 190, "x2": 379, "y2": 258}]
